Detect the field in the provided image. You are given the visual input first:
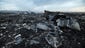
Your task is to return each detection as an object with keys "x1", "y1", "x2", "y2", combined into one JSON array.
[{"x1": 0, "y1": 11, "x2": 85, "y2": 48}]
